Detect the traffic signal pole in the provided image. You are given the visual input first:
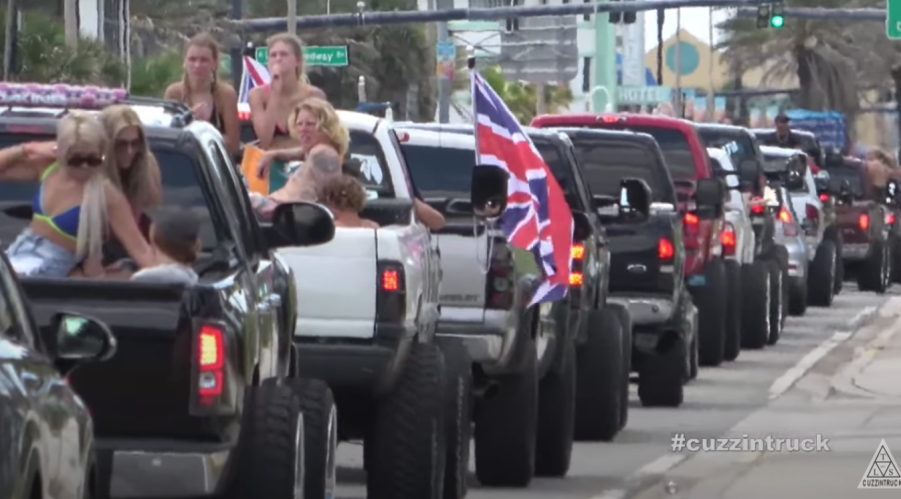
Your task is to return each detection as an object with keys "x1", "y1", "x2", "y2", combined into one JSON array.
[
  {"x1": 231, "y1": 0, "x2": 782, "y2": 32},
  {"x1": 593, "y1": 0, "x2": 617, "y2": 112}
]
